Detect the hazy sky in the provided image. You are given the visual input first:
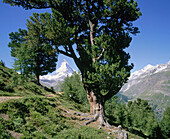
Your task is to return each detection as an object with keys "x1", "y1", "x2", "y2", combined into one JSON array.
[{"x1": 0, "y1": 0, "x2": 170, "y2": 73}]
